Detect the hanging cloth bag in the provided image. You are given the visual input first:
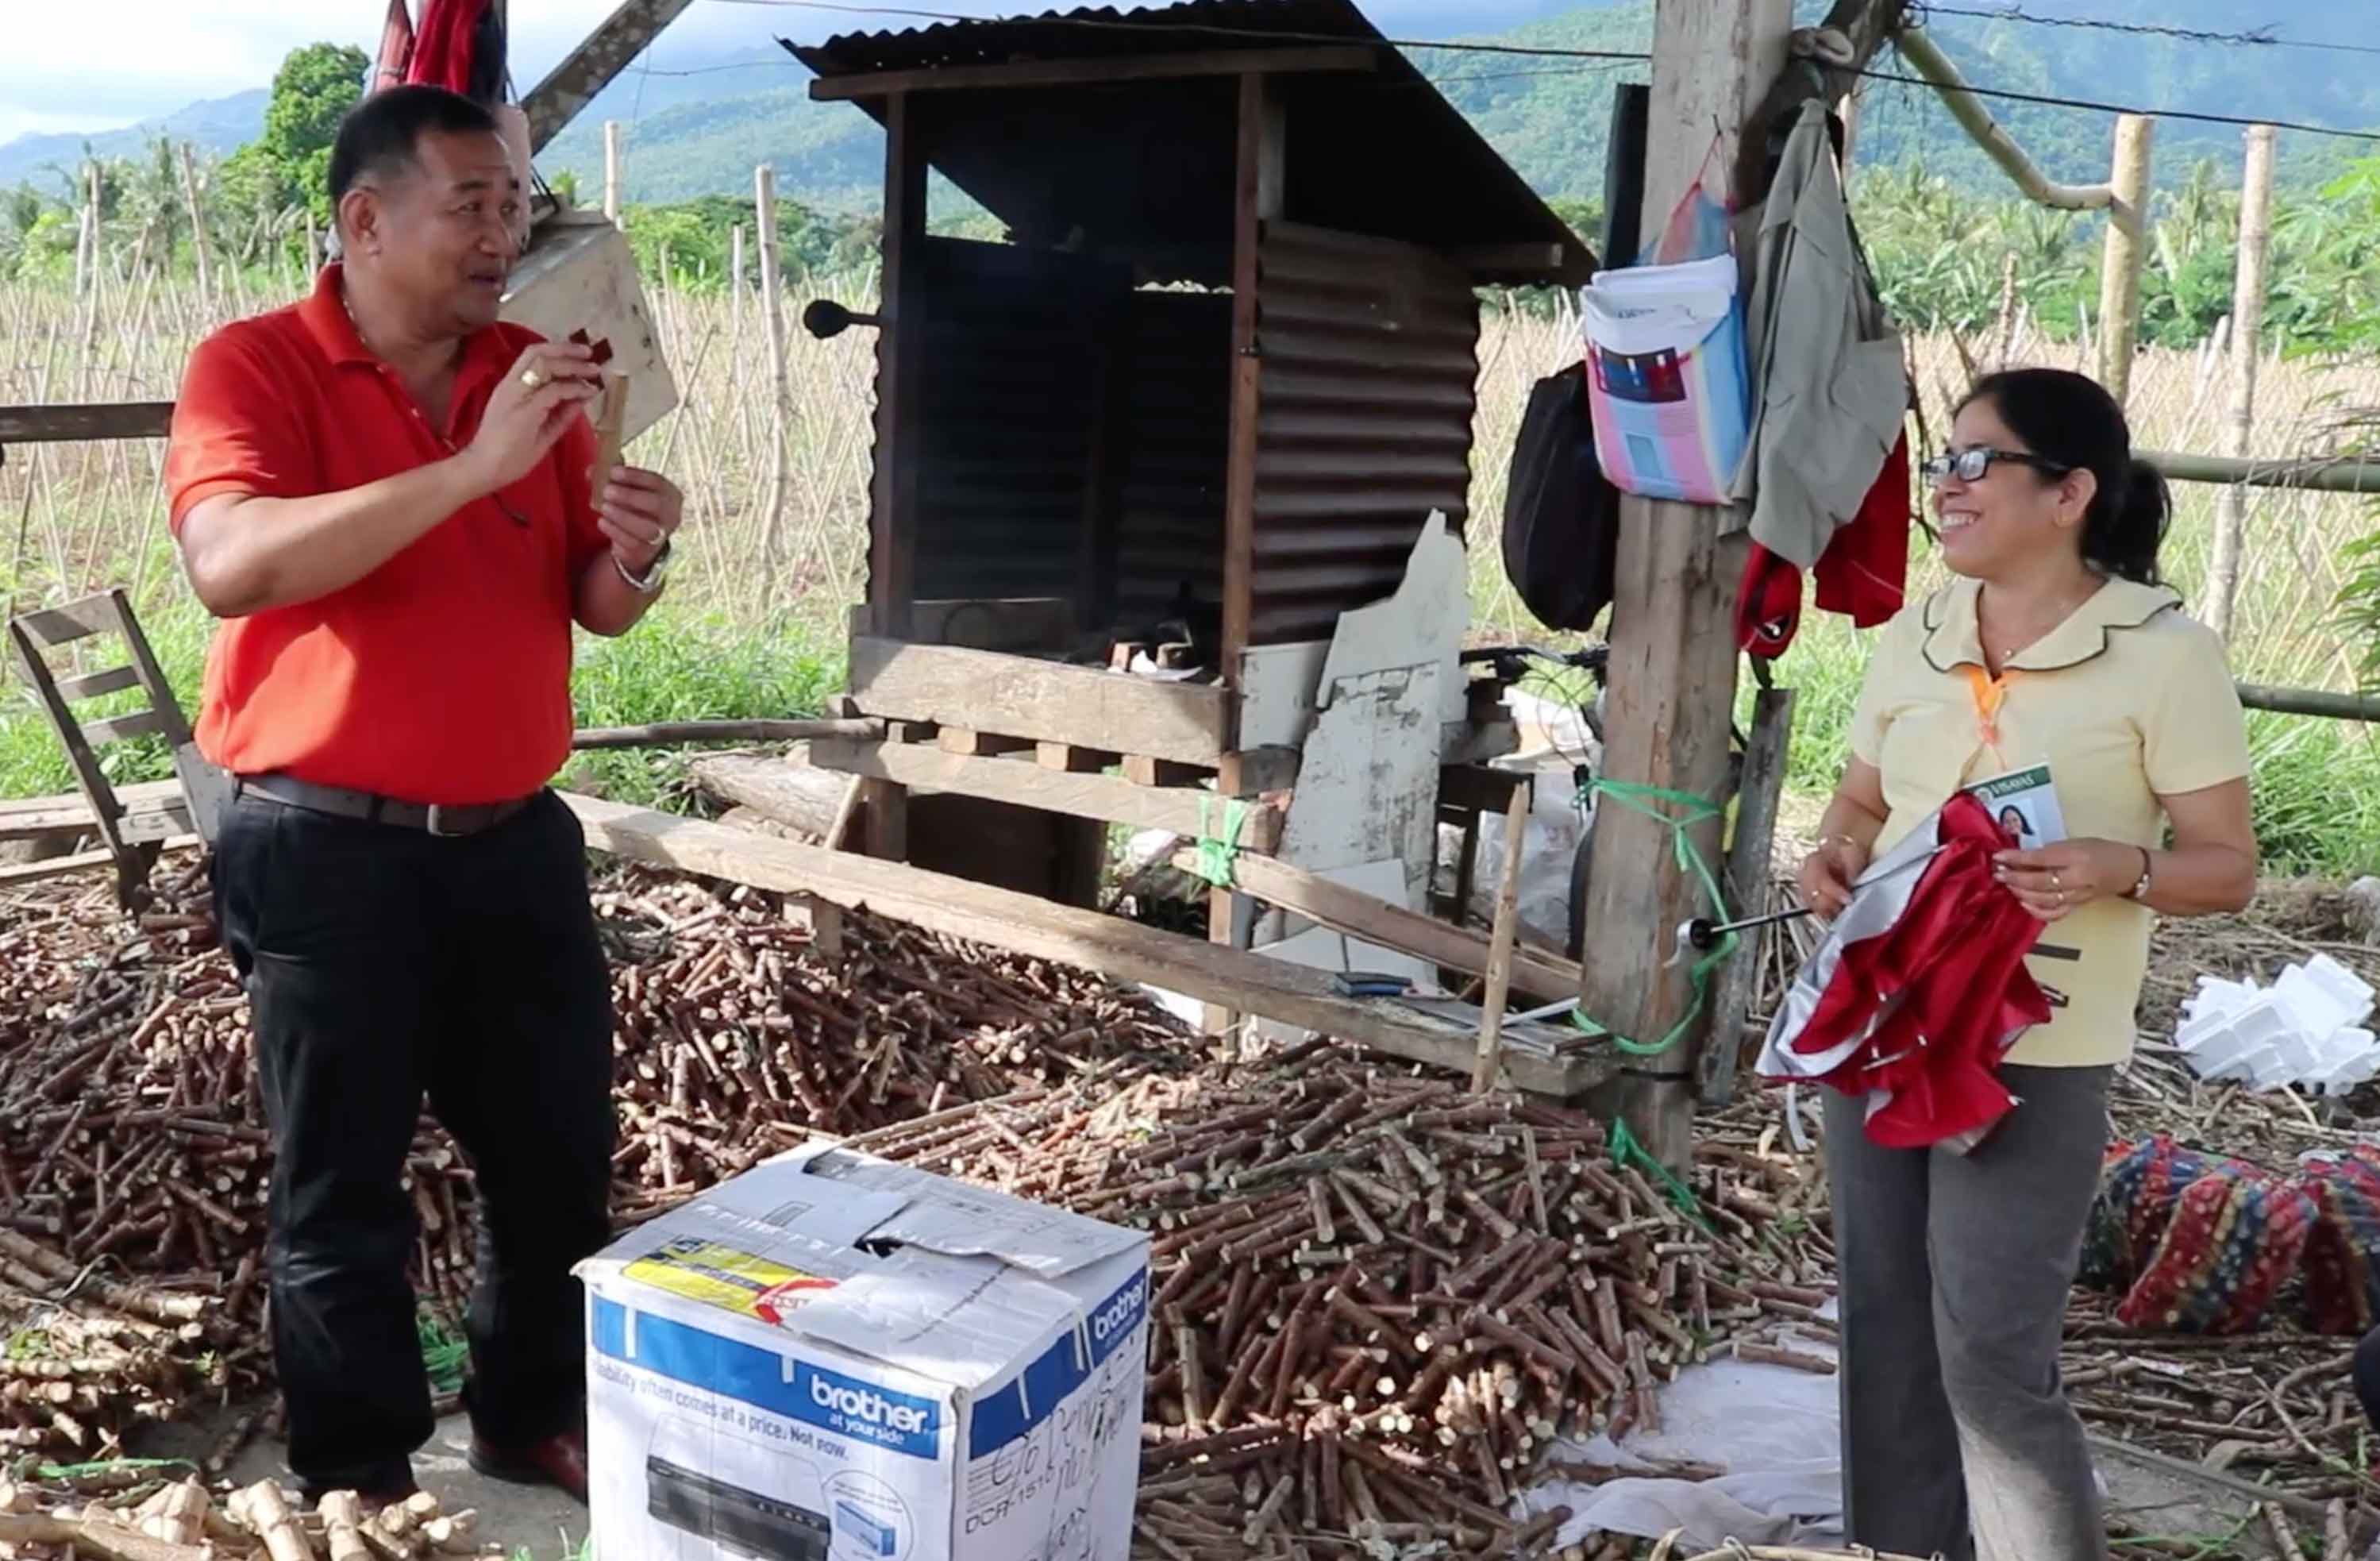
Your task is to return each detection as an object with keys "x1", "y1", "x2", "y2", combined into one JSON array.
[{"x1": 1577, "y1": 145, "x2": 1754, "y2": 506}]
